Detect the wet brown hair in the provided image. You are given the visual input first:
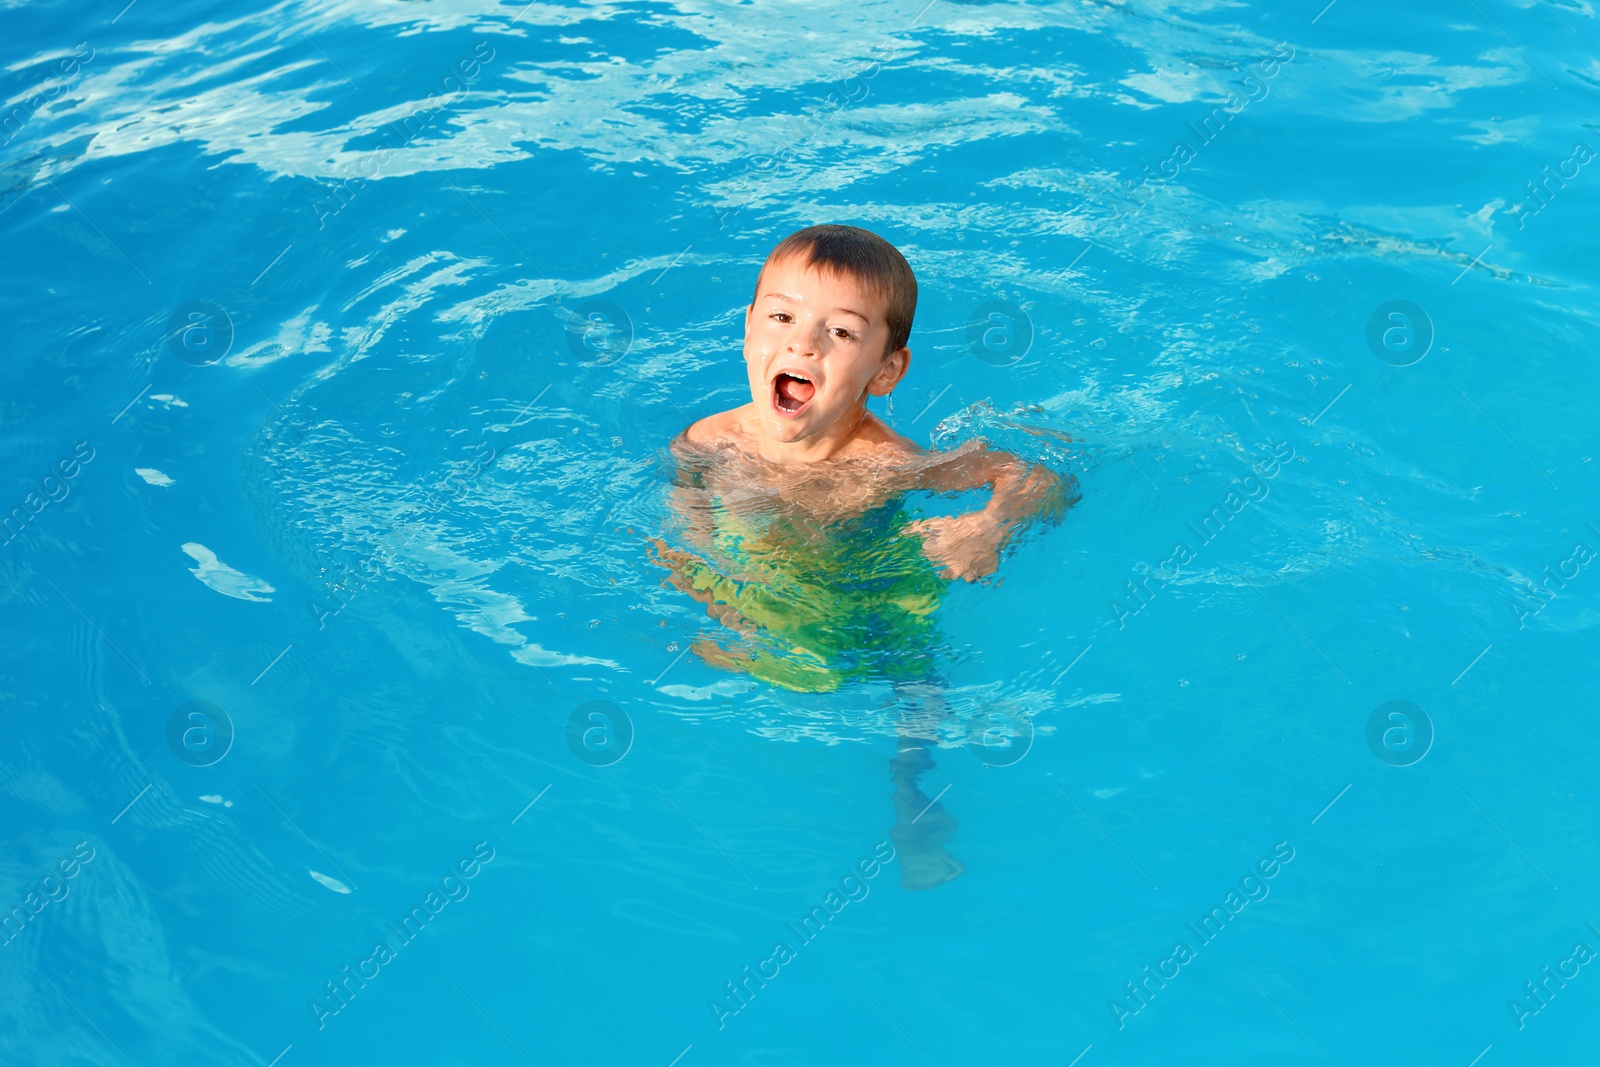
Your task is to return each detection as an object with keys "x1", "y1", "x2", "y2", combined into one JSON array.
[{"x1": 753, "y1": 224, "x2": 917, "y2": 357}]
